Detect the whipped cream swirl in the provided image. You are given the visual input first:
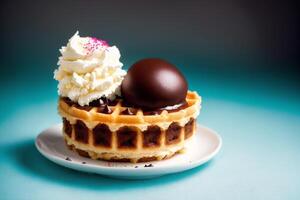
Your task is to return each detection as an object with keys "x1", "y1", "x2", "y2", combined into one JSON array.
[{"x1": 54, "y1": 31, "x2": 126, "y2": 106}]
